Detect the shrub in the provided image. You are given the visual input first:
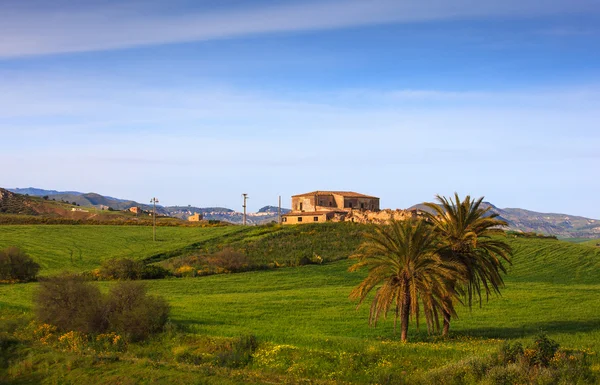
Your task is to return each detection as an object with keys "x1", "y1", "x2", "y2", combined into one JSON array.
[
  {"x1": 499, "y1": 341, "x2": 524, "y2": 365},
  {"x1": 214, "y1": 334, "x2": 259, "y2": 368},
  {"x1": 94, "y1": 259, "x2": 170, "y2": 280},
  {"x1": 485, "y1": 363, "x2": 524, "y2": 385},
  {"x1": 34, "y1": 276, "x2": 169, "y2": 342},
  {"x1": 206, "y1": 248, "x2": 251, "y2": 273},
  {"x1": 105, "y1": 281, "x2": 170, "y2": 342},
  {"x1": 0, "y1": 333, "x2": 19, "y2": 368},
  {"x1": 0, "y1": 246, "x2": 40, "y2": 282},
  {"x1": 98, "y1": 258, "x2": 143, "y2": 280},
  {"x1": 527, "y1": 332, "x2": 560, "y2": 367},
  {"x1": 35, "y1": 275, "x2": 106, "y2": 334},
  {"x1": 141, "y1": 264, "x2": 171, "y2": 280}
]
